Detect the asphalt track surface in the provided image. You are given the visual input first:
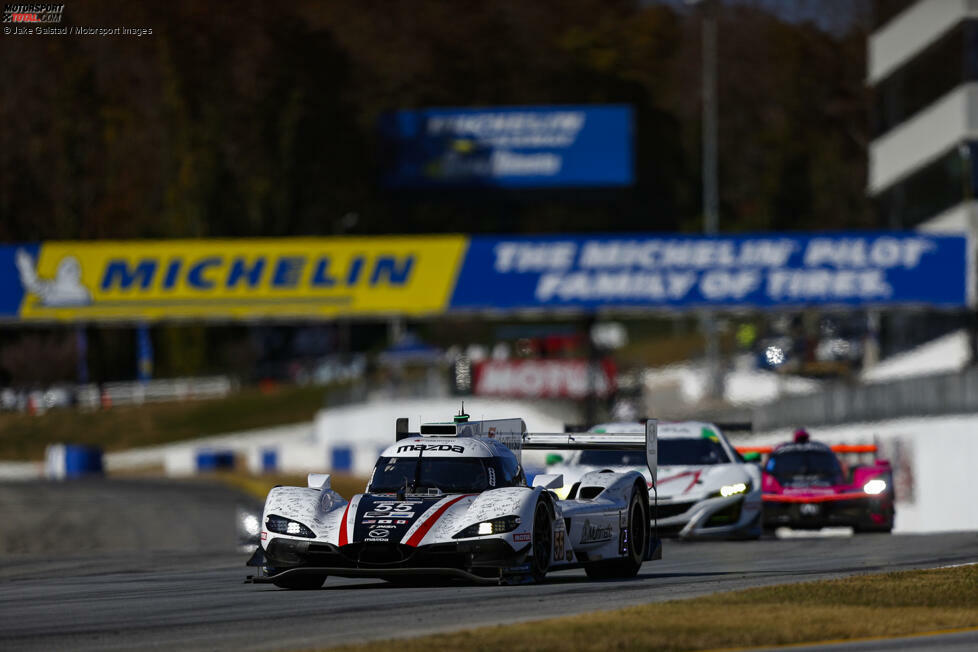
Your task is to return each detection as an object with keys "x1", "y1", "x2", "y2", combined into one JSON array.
[{"x1": 1, "y1": 480, "x2": 976, "y2": 651}]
